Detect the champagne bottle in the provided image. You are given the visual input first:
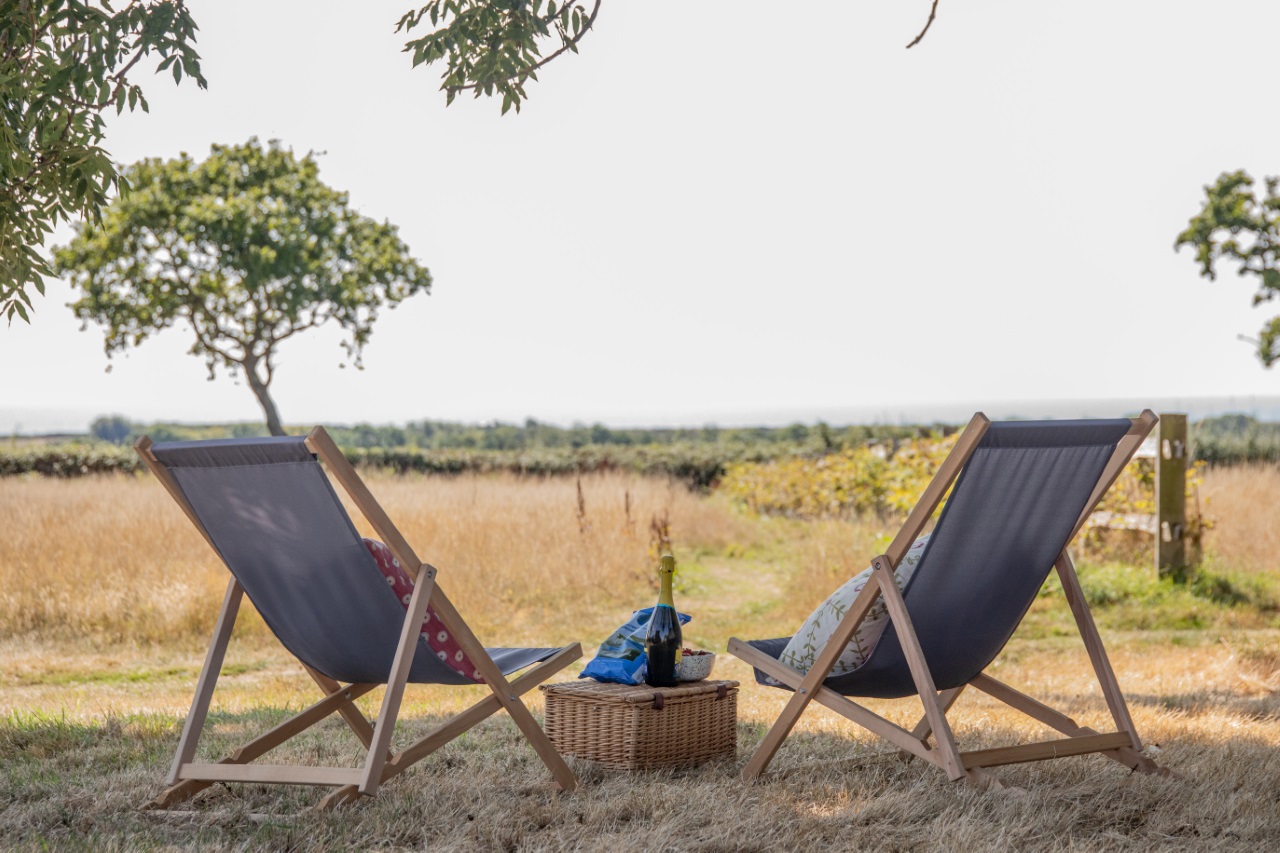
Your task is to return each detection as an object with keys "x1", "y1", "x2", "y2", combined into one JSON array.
[{"x1": 644, "y1": 553, "x2": 683, "y2": 687}]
